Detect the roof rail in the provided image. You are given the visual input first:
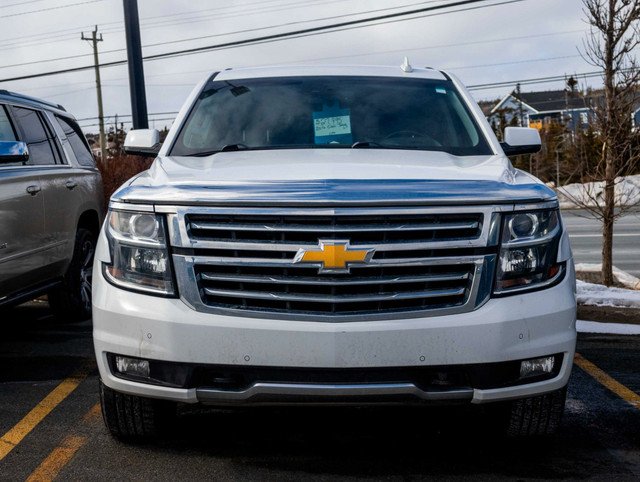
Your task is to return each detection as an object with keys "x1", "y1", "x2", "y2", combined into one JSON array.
[{"x1": 0, "y1": 89, "x2": 66, "y2": 112}]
